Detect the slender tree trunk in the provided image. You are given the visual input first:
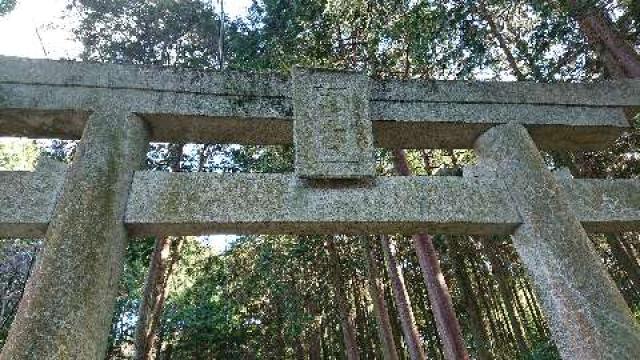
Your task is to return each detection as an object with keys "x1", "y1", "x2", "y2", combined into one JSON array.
[
  {"x1": 404, "y1": 259, "x2": 443, "y2": 360},
  {"x1": 305, "y1": 300, "x2": 323, "y2": 360},
  {"x1": 154, "y1": 318, "x2": 167, "y2": 359},
  {"x1": 326, "y1": 237, "x2": 361, "y2": 360},
  {"x1": 385, "y1": 284, "x2": 407, "y2": 359},
  {"x1": 309, "y1": 322, "x2": 322, "y2": 360},
  {"x1": 494, "y1": 288, "x2": 519, "y2": 355},
  {"x1": 361, "y1": 237, "x2": 400, "y2": 360},
  {"x1": 620, "y1": 234, "x2": 640, "y2": 265},
  {"x1": 412, "y1": 234, "x2": 470, "y2": 360},
  {"x1": 321, "y1": 319, "x2": 331, "y2": 359},
  {"x1": 352, "y1": 276, "x2": 373, "y2": 359},
  {"x1": 606, "y1": 233, "x2": 640, "y2": 289},
  {"x1": 392, "y1": 149, "x2": 469, "y2": 360},
  {"x1": 449, "y1": 237, "x2": 492, "y2": 360},
  {"x1": 510, "y1": 280, "x2": 531, "y2": 340},
  {"x1": 567, "y1": 0, "x2": 640, "y2": 78},
  {"x1": 471, "y1": 251, "x2": 516, "y2": 356},
  {"x1": 379, "y1": 235, "x2": 426, "y2": 360},
  {"x1": 476, "y1": 276, "x2": 500, "y2": 347},
  {"x1": 135, "y1": 143, "x2": 185, "y2": 360},
  {"x1": 480, "y1": 238, "x2": 528, "y2": 355},
  {"x1": 135, "y1": 236, "x2": 182, "y2": 360},
  {"x1": 517, "y1": 277, "x2": 546, "y2": 337}
]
